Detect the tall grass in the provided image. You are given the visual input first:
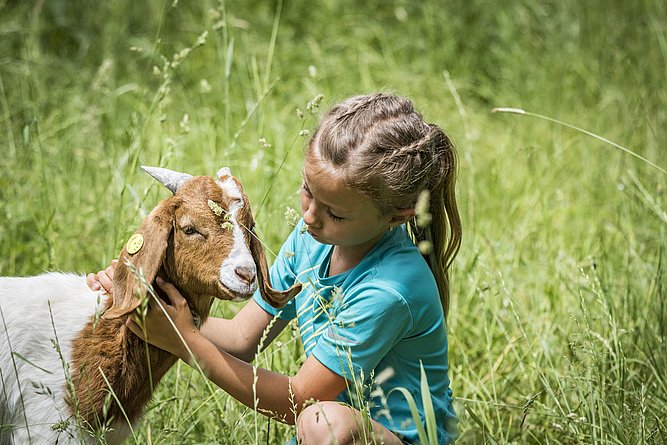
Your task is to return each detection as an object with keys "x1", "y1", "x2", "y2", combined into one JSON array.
[{"x1": 1, "y1": 0, "x2": 665, "y2": 443}]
